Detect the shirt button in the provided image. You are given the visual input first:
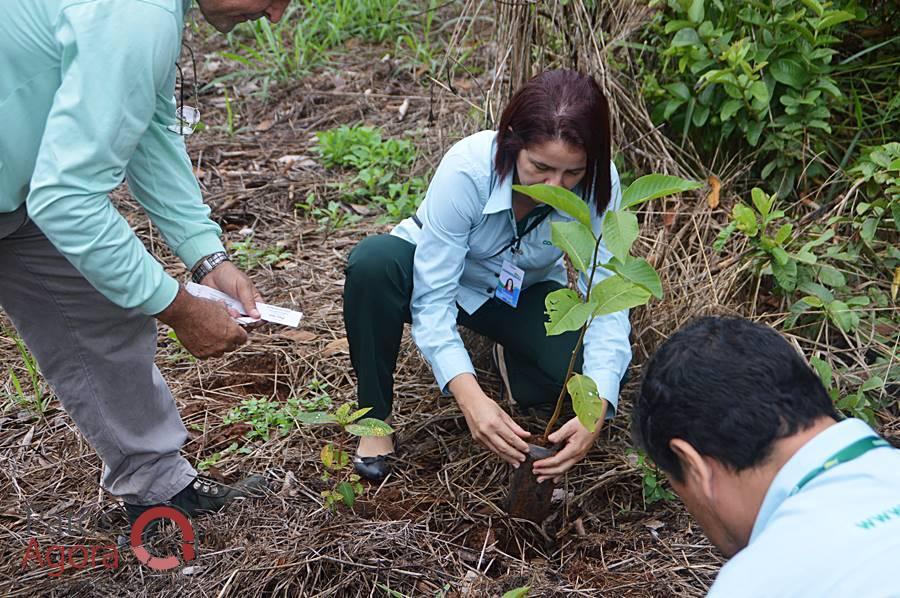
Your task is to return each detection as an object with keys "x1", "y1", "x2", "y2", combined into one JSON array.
[{"x1": 486, "y1": 287, "x2": 493, "y2": 293}]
